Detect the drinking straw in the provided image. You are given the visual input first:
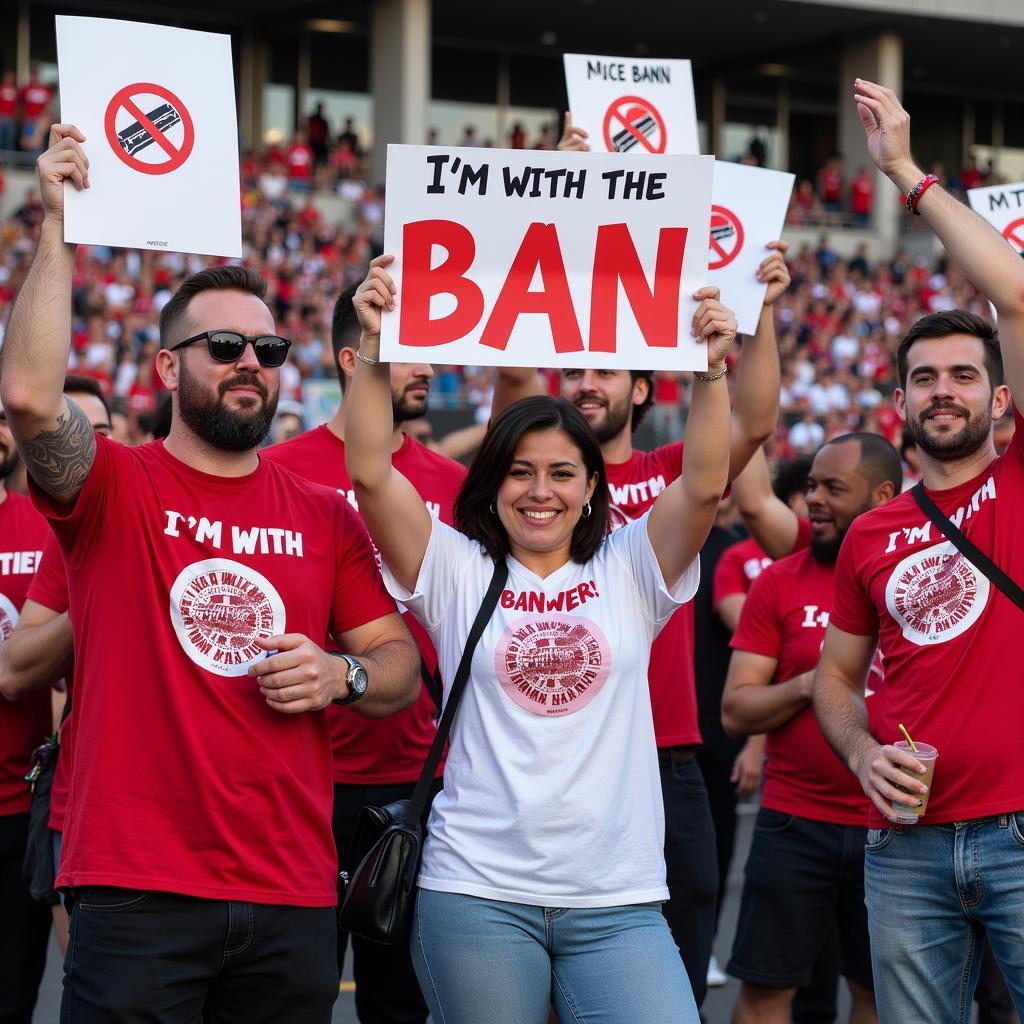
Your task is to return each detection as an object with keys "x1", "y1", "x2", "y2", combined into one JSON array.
[{"x1": 898, "y1": 722, "x2": 918, "y2": 753}]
